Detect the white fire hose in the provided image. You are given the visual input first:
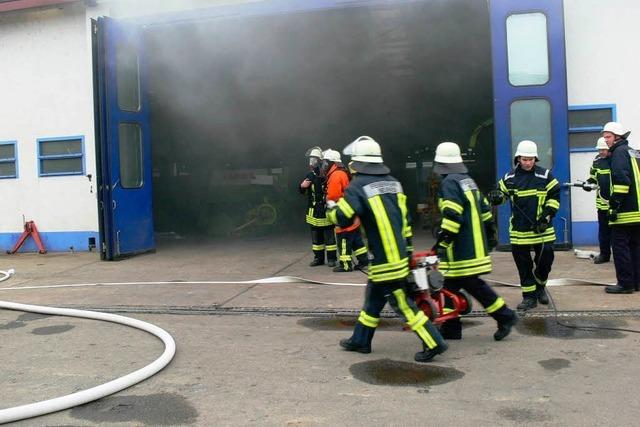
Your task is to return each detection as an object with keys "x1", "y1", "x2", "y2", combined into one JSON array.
[
  {"x1": 0, "y1": 269, "x2": 176, "y2": 425},
  {"x1": 0, "y1": 265, "x2": 613, "y2": 424}
]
